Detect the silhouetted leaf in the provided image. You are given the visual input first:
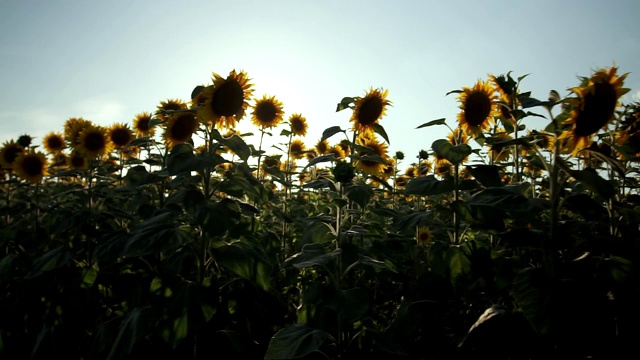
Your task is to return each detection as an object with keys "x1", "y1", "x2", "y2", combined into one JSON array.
[
  {"x1": 265, "y1": 324, "x2": 328, "y2": 359},
  {"x1": 416, "y1": 118, "x2": 447, "y2": 129}
]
